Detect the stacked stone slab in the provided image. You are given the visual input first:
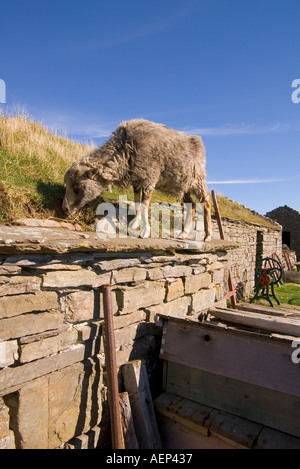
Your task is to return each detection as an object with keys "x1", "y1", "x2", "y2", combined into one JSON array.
[
  {"x1": 0, "y1": 248, "x2": 228, "y2": 449},
  {"x1": 266, "y1": 205, "x2": 300, "y2": 260},
  {"x1": 0, "y1": 212, "x2": 282, "y2": 450},
  {"x1": 211, "y1": 215, "x2": 282, "y2": 298}
]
